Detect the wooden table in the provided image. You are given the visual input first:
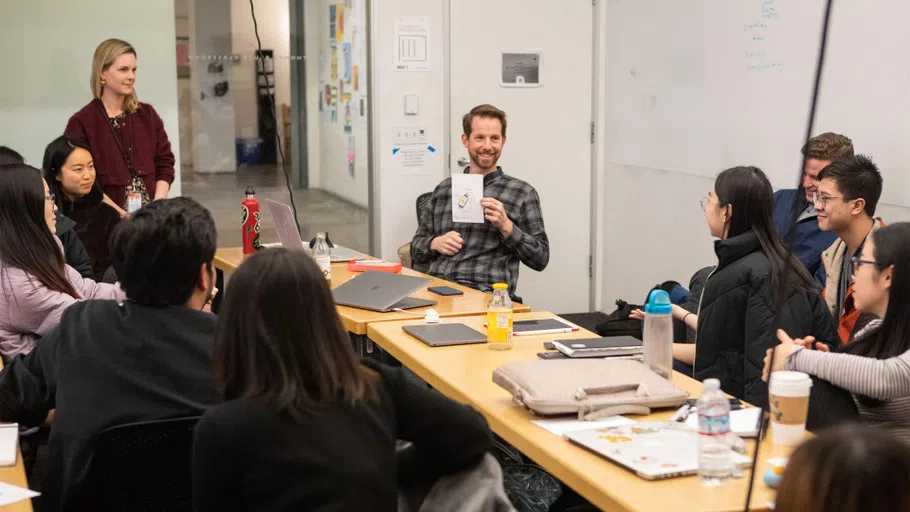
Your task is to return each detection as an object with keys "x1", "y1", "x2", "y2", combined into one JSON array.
[
  {"x1": 0, "y1": 360, "x2": 34, "y2": 511},
  {"x1": 368, "y1": 312, "x2": 786, "y2": 512},
  {"x1": 214, "y1": 247, "x2": 531, "y2": 335}
]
